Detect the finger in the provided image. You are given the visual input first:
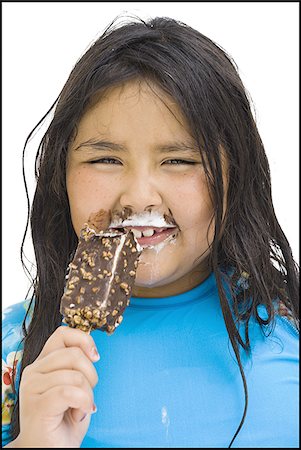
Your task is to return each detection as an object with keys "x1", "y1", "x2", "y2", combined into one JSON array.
[
  {"x1": 36, "y1": 326, "x2": 100, "y2": 363},
  {"x1": 33, "y1": 347, "x2": 98, "y2": 388},
  {"x1": 71, "y1": 408, "x2": 90, "y2": 424},
  {"x1": 34, "y1": 385, "x2": 95, "y2": 418},
  {"x1": 28, "y1": 370, "x2": 94, "y2": 396},
  {"x1": 71, "y1": 402, "x2": 97, "y2": 423}
]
